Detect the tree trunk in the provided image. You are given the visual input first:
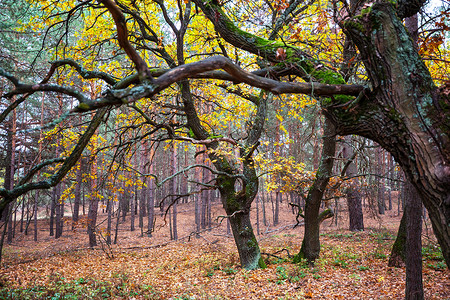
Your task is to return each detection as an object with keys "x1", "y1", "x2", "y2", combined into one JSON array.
[
  {"x1": 106, "y1": 196, "x2": 112, "y2": 245},
  {"x1": 87, "y1": 161, "x2": 98, "y2": 248},
  {"x1": 33, "y1": 191, "x2": 38, "y2": 242},
  {"x1": 114, "y1": 203, "x2": 120, "y2": 244},
  {"x1": 342, "y1": 136, "x2": 364, "y2": 231},
  {"x1": 389, "y1": 208, "x2": 407, "y2": 267},
  {"x1": 49, "y1": 188, "x2": 56, "y2": 237},
  {"x1": 130, "y1": 186, "x2": 135, "y2": 232},
  {"x1": 388, "y1": 153, "x2": 393, "y2": 210},
  {"x1": 72, "y1": 161, "x2": 82, "y2": 230},
  {"x1": 335, "y1": 2, "x2": 450, "y2": 267},
  {"x1": 201, "y1": 162, "x2": 208, "y2": 229},
  {"x1": 377, "y1": 147, "x2": 386, "y2": 215},
  {"x1": 405, "y1": 182, "x2": 423, "y2": 299},
  {"x1": 55, "y1": 182, "x2": 63, "y2": 239},
  {"x1": 256, "y1": 195, "x2": 260, "y2": 235},
  {"x1": 227, "y1": 208, "x2": 264, "y2": 269},
  {"x1": 294, "y1": 116, "x2": 336, "y2": 263},
  {"x1": 274, "y1": 191, "x2": 280, "y2": 226},
  {"x1": 403, "y1": 13, "x2": 425, "y2": 298}
]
